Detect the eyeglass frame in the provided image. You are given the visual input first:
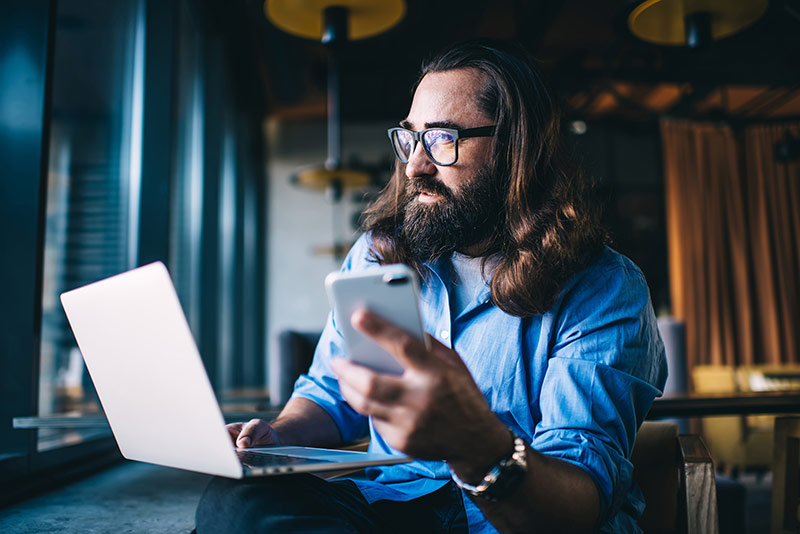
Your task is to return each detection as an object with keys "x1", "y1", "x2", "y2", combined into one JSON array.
[{"x1": 387, "y1": 125, "x2": 497, "y2": 166}]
